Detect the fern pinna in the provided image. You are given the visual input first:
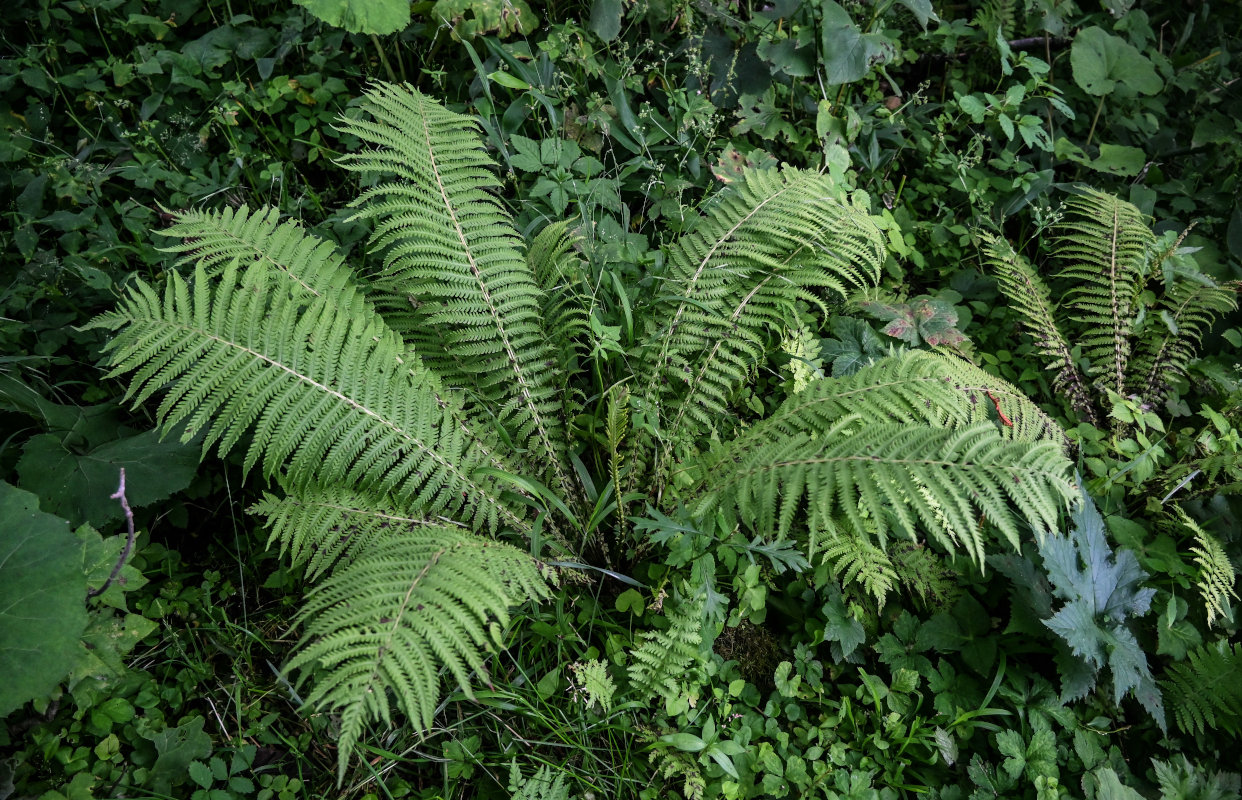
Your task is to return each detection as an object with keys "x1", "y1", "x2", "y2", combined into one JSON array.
[{"x1": 89, "y1": 83, "x2": 1076, "y2": 780}]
